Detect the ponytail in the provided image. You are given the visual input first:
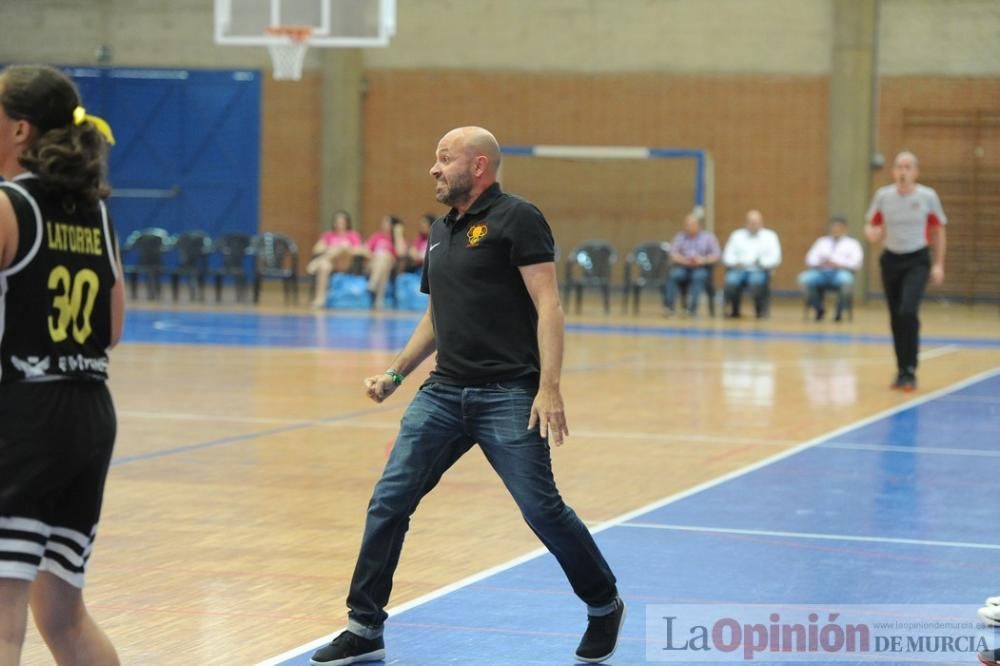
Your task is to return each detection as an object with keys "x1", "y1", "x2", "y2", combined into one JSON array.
[
  {"x1": 0, "y1": 65, "x2": 111, "y2": 205},
  {"x1": 18, "y1": 123, "x2": 110, "y2": 204}
]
